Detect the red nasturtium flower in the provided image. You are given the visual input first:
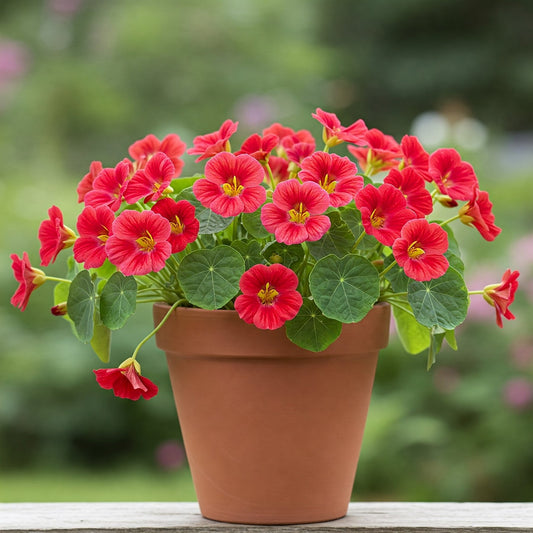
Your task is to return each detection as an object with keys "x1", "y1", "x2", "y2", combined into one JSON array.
[
  {"x1": 124, "y1": 152, "x2": 175, "y2": 204},
  {"x1": 192, "y1": 152, "x2": 266, "y2": 217},
  {"x1": 348, "y1": 128, "x2": 401, "y2": 176},
  {"x1": 38, "y1": 205, "x2": 77, "y2": 266},
  {"x1": 312, "y1": 108, "x2": 367, "y2": 147},
  {"x1": 398, "y1": 135, "x2": 430, "y2": 181},
  {"x1": 234, "y1": 263, "x2": 303, "y2": 330},
  {"x1": 384, "y1": 167, "x2": 433, "y2": 218},
  {"x1": 84, "y1": 159, "x2": 133, "y2": 212},
  {"x1": 299, "y1": 151, "x2": 363, "y2": 207},
  {"x1": 235, "y1": 133, "x2": 279, "y2": 162},
  {"x1": 261, "y1": 179, "x2": 331, "y2": 245},
  {"x1": 355, "y1": 184, "x2": 415, "y2": 246},
  {"x1": 458, "y1": 187, "x2": 501, "y2": 241},
  {"x1": 105, "y1": 210, "x2": 171, "y2": 276},
  {"x1": 77, "y1": 160, "x2": 103, "y2": 203},
  {"x1": 73, "y1": 205, "x2": 115, "y2": 269},
  {"x1": 10, "y1": 252, "x2": 46, "y2": 311},
  {"x1": 151, "y1": 198, "x2": 199, "y2": 253},
  {"x1": 428, "y1": 148, "x2": 478, "y2": 201},
  {"x1": 265, "y1": 156, "x2": 290, "y2": 185},
  {"x1": 285, "y1": 142, "x2": 315, "y2": 166},
  {"x1": 94, "y1": 358, "x2": 158, "y2": 400},
  {"x1": 187, "y1": 119, "x2": 238, "y2": 162},
  {"x1": 392, "y1": 219, "x2": 449, "y2": 281},
  {"x1": 483, "y1": 269, "x2": 520, "y2": 328},
  {"x1": 128, "y1": 133, "x2": 186, "y2": 178}
]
